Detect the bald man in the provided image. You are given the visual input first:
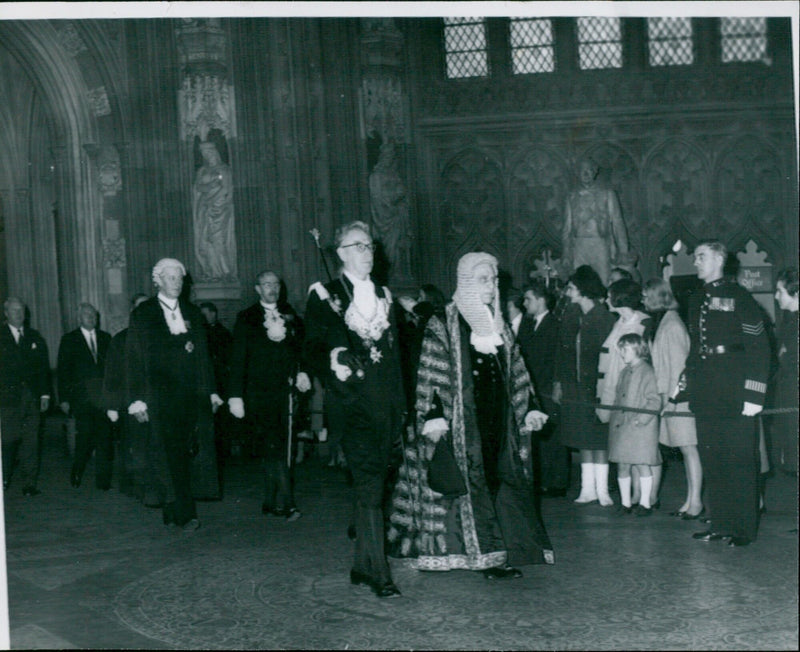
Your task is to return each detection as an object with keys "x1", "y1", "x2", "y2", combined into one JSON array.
[{"x1": 1, "y1": 297, "x2": 51, "y2": 495}]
